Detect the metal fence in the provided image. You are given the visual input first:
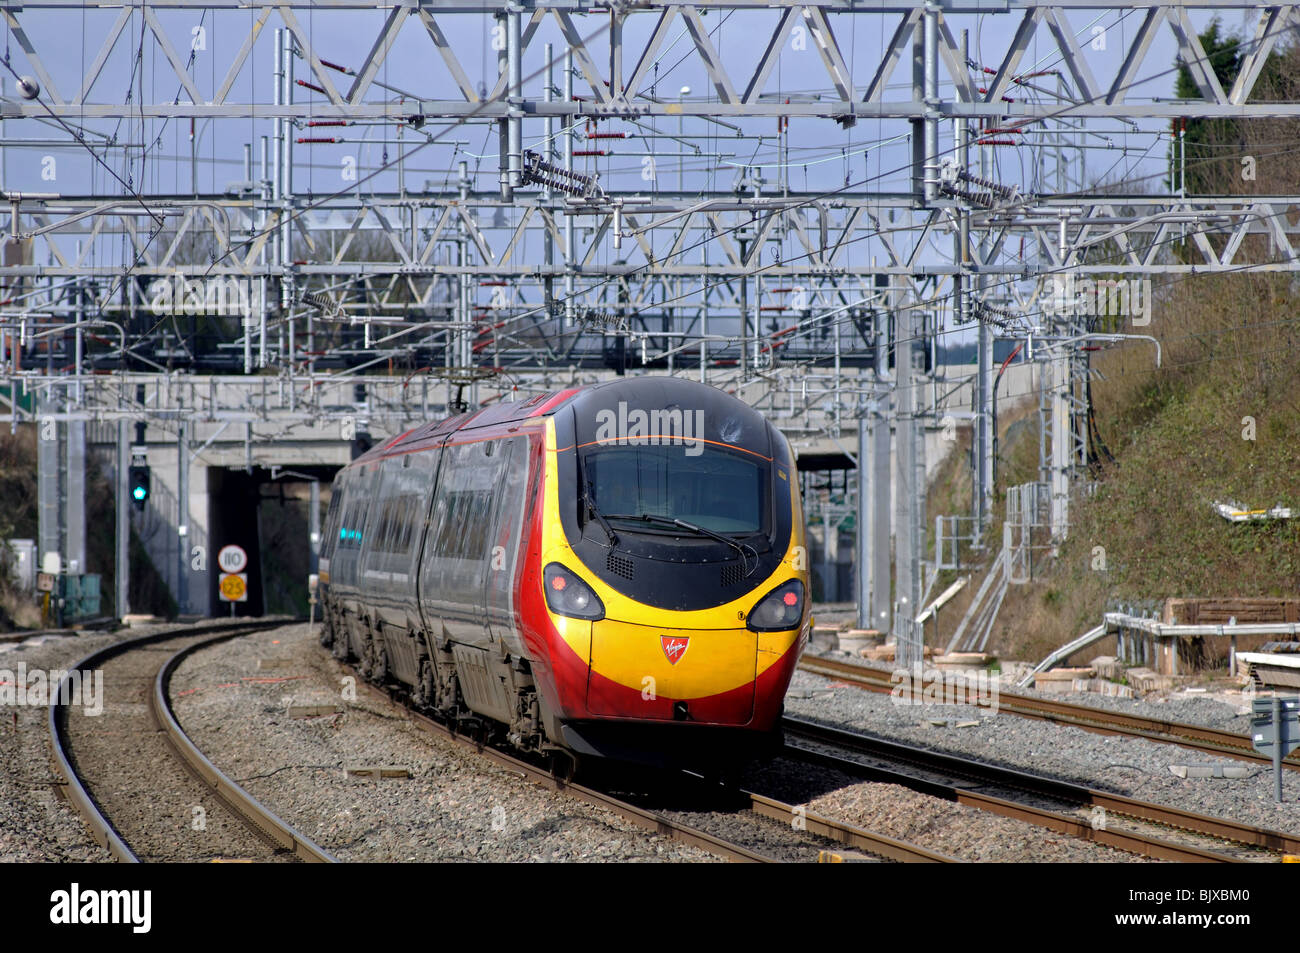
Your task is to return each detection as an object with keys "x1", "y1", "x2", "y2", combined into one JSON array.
[
  {"x1": 1006, "y1": 481, "x2": 1051, "y2": 584},
  {"x1": 934, "y1": 513, "x2": 981, "y2": 571}
]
